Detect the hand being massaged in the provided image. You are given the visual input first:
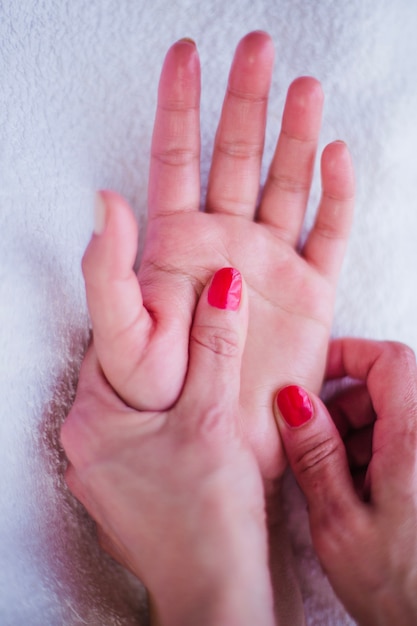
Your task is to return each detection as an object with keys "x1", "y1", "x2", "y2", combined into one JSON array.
[
  {"x1": 61, "y1": 31, "x2": 361, "y2": 626},
  {"x1": 80, "y1": 31, "x2": 355, "y2": 482}
]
